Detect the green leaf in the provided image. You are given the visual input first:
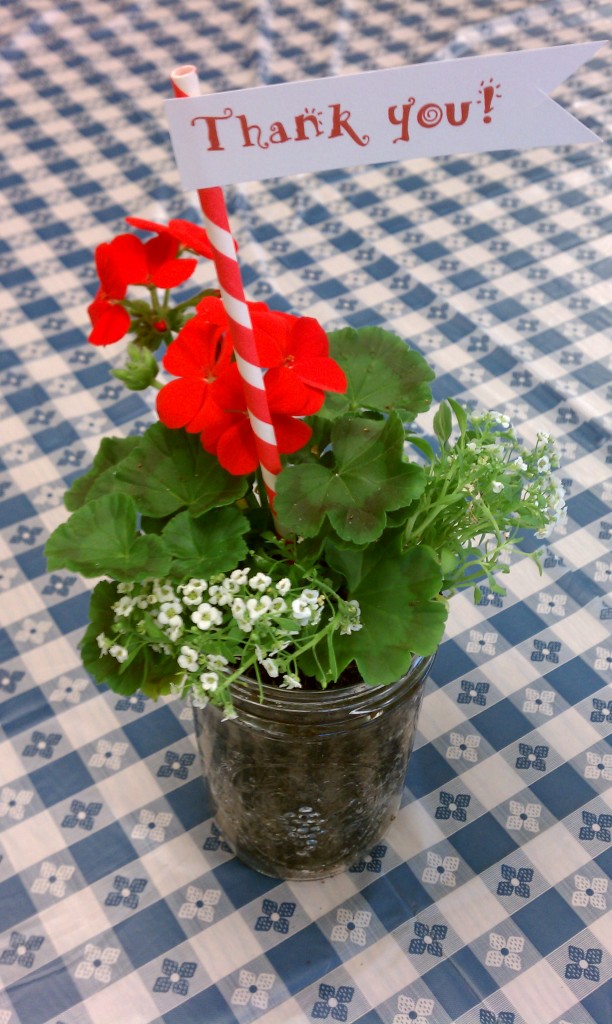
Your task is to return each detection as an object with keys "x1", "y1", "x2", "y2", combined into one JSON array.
[
  {"x1": 112, "y1": 422, "x2": 247, "y2": 517},
  {"x1": 112, "y1": 342, "x2": 159, "y2": 390},
  {"x1": 324, "y1": 326, "x2": 434, "y2": 419},
  {"x1": 162, "y1": 506, "x2": 249, "y2": 578},
  {"x1": 275, "y1": 414, "x2": 425, "y2": 543},
  {"x1": 46, "y1": 493, "x2": 171, "y2": 580},
  {"x1": 433, "y1": 401, "x2": 453, "y2": 445},
  {"x1": 448, "y1": 397, "x2": 469, "y2": 436},
  {"x1": 336, "y1": 542, "x2": 448, "y2": 683},
  {"x1": 324, "y1": 539, "x2": 366, "y2": 592},
  {"x1": 81, "y1": 581, "x2": 180, "y2": 697},
  {"x1": 405, "y1": 433, "x2": 436, "y2": 463},
  {"x1": 64, "y1": 436, "x2": 140, "y2": 511}
]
